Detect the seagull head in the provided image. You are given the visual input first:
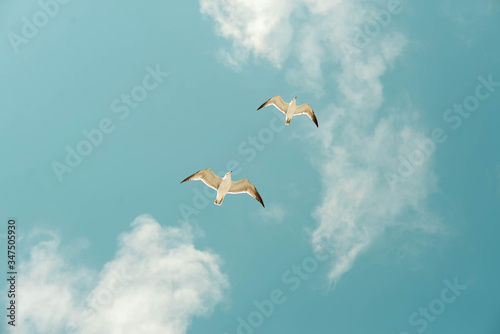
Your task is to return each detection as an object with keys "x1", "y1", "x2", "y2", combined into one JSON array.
[{"x1": 223, "y1": 171, "x2": 232, "y2": 179}]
